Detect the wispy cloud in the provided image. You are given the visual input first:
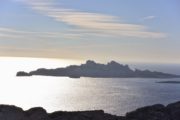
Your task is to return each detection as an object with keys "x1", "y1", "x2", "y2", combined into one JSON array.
[
  {"x1": 16, "y1": 0, "x2": 166, "y2": 39},
  {"x1": 143, "y1": 16, "x2": 156, "y2": 20},
  {"x1": 0, "y1": 27, "x2": 85, "y2": 58},
  {"x1": 0, "y1": 27, "x2": 82, "y2": 40}
]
